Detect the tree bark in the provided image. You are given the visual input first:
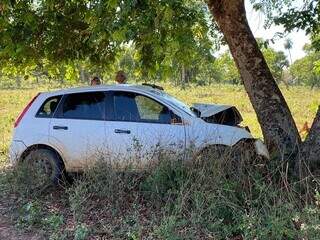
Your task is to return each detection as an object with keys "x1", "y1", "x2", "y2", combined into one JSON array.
[
  {"x1": 301, "y1": 107, "x2": 320, "y2": 172},
  {"x1": 206, "y1": 0, "x2": 301, "y2": 160},
  {"x1": 181, "y1": 65, "x2": 186, "y2": 89}
]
